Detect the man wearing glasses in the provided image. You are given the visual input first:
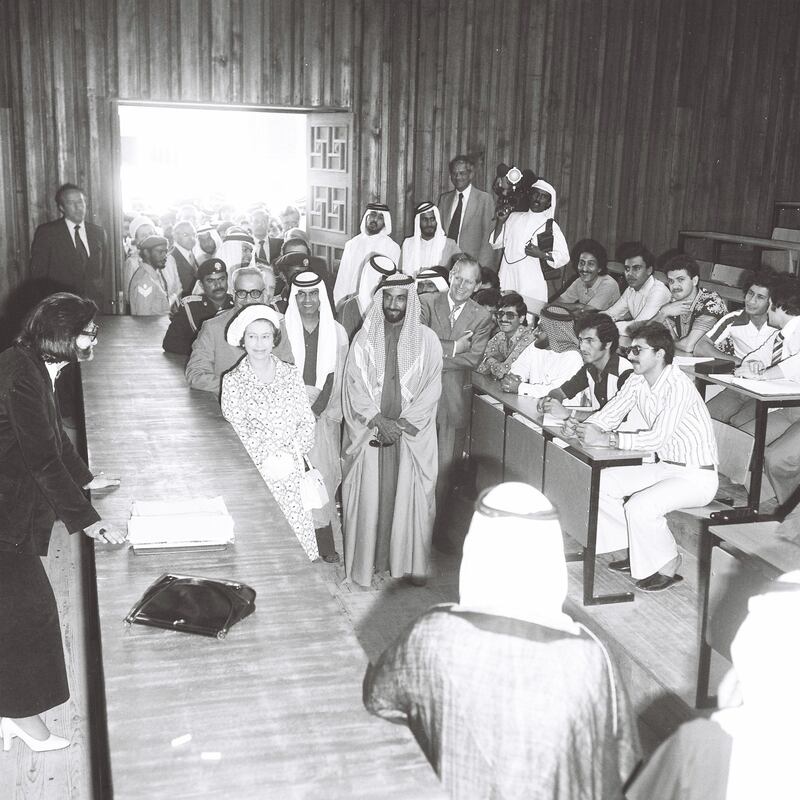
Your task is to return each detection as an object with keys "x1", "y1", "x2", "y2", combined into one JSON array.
[
  {"x1": 572, "y1": 321, "x2": 718, "y2": 593},
  {"x1": 185, "y1": 265, "x2": 293, "y2": 394}
]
